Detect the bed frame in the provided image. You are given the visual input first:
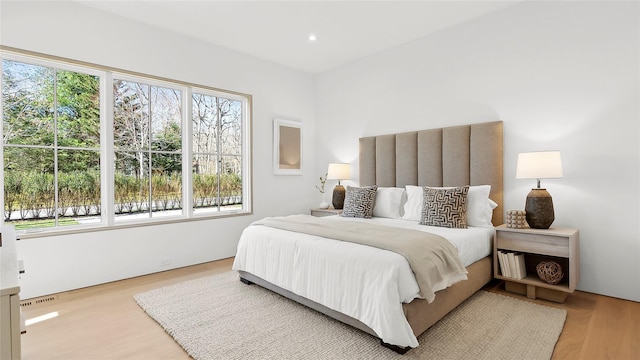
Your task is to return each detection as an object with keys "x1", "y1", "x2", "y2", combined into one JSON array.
[{"x1": 240, "y1": 120, "x2": 503, "y2": 353}]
